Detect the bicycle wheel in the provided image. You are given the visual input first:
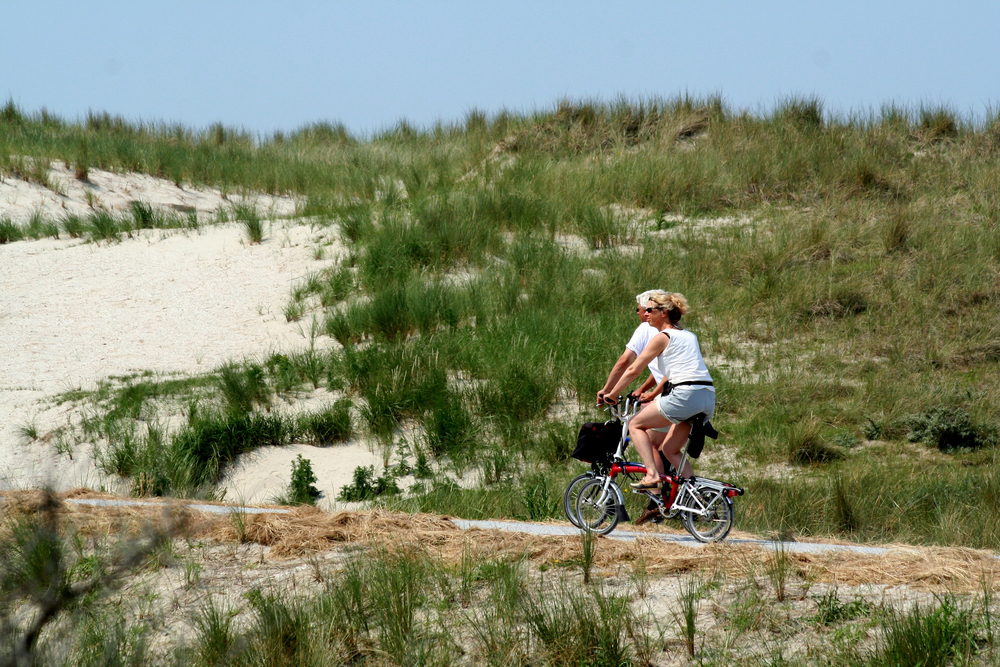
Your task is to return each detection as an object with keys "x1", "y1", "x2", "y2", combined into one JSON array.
[
  {"x1": 681, "y1": 487, "x2": 735, "y2": 543},
  {"x1": 563, "y1": 472, "x2": 596, "y2": 528},
  {"x1": 575, "y1": 478, "x2": 621, "y2": 536}
]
